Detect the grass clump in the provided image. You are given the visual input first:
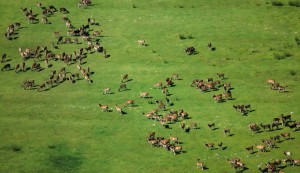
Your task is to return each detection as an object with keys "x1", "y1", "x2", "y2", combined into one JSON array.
[
  {"x1": 11, "y1": 145, "x2": 22, "y2": 152},
  {"x1": 290, "y1": 70, "x2": 296, "y2": 76},
  {"x1": 179, "y1": 34, "x2": 187, "y2": 40},
  {"x1": 179, "y1": 34, "x2": 193, "y2": 40},
  {"x1": 295, "y1": 37, "x2": 300, "y2": 46},
  {"x1": 288, "y1": 0, "x2": 300, "y2": 7},
  {"x1": 273, "y1": 53, "x2": 285, "y2": 60},
  {"x1": 271, "y1": 0, "x2": 285, "y2": 6}
]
